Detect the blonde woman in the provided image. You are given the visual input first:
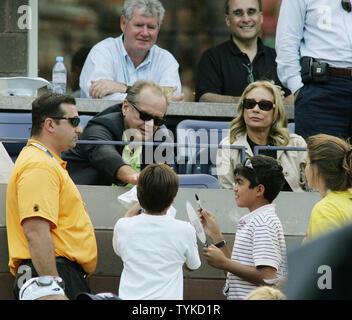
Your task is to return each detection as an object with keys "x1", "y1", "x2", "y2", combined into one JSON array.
[
  {"x1": 304, "y1": 134, "x2": 352, "y2": 241},
  {"x1": 216, "y1": 80, "x2": 306, "y2": 192}
]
